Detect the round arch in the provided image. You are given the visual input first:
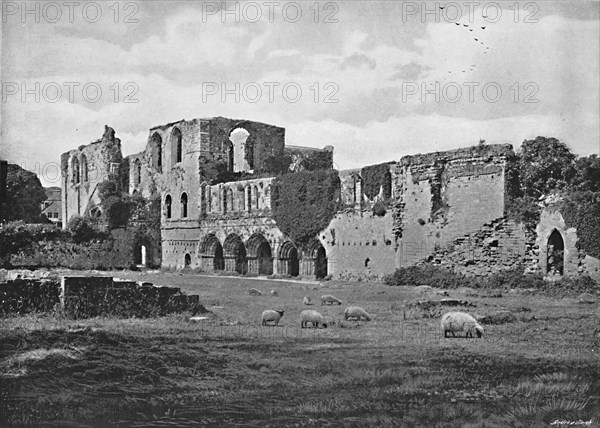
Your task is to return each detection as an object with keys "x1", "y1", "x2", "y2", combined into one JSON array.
[
  {"x1": 278, "y1": 240, "x2": 299, "y2": 277},
  {"x1": 224, "y1": 233, "x2": 247, "y2": 274},
  {"x1": 199, "y1": 234, "x2": 224, "y2": 271}
]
